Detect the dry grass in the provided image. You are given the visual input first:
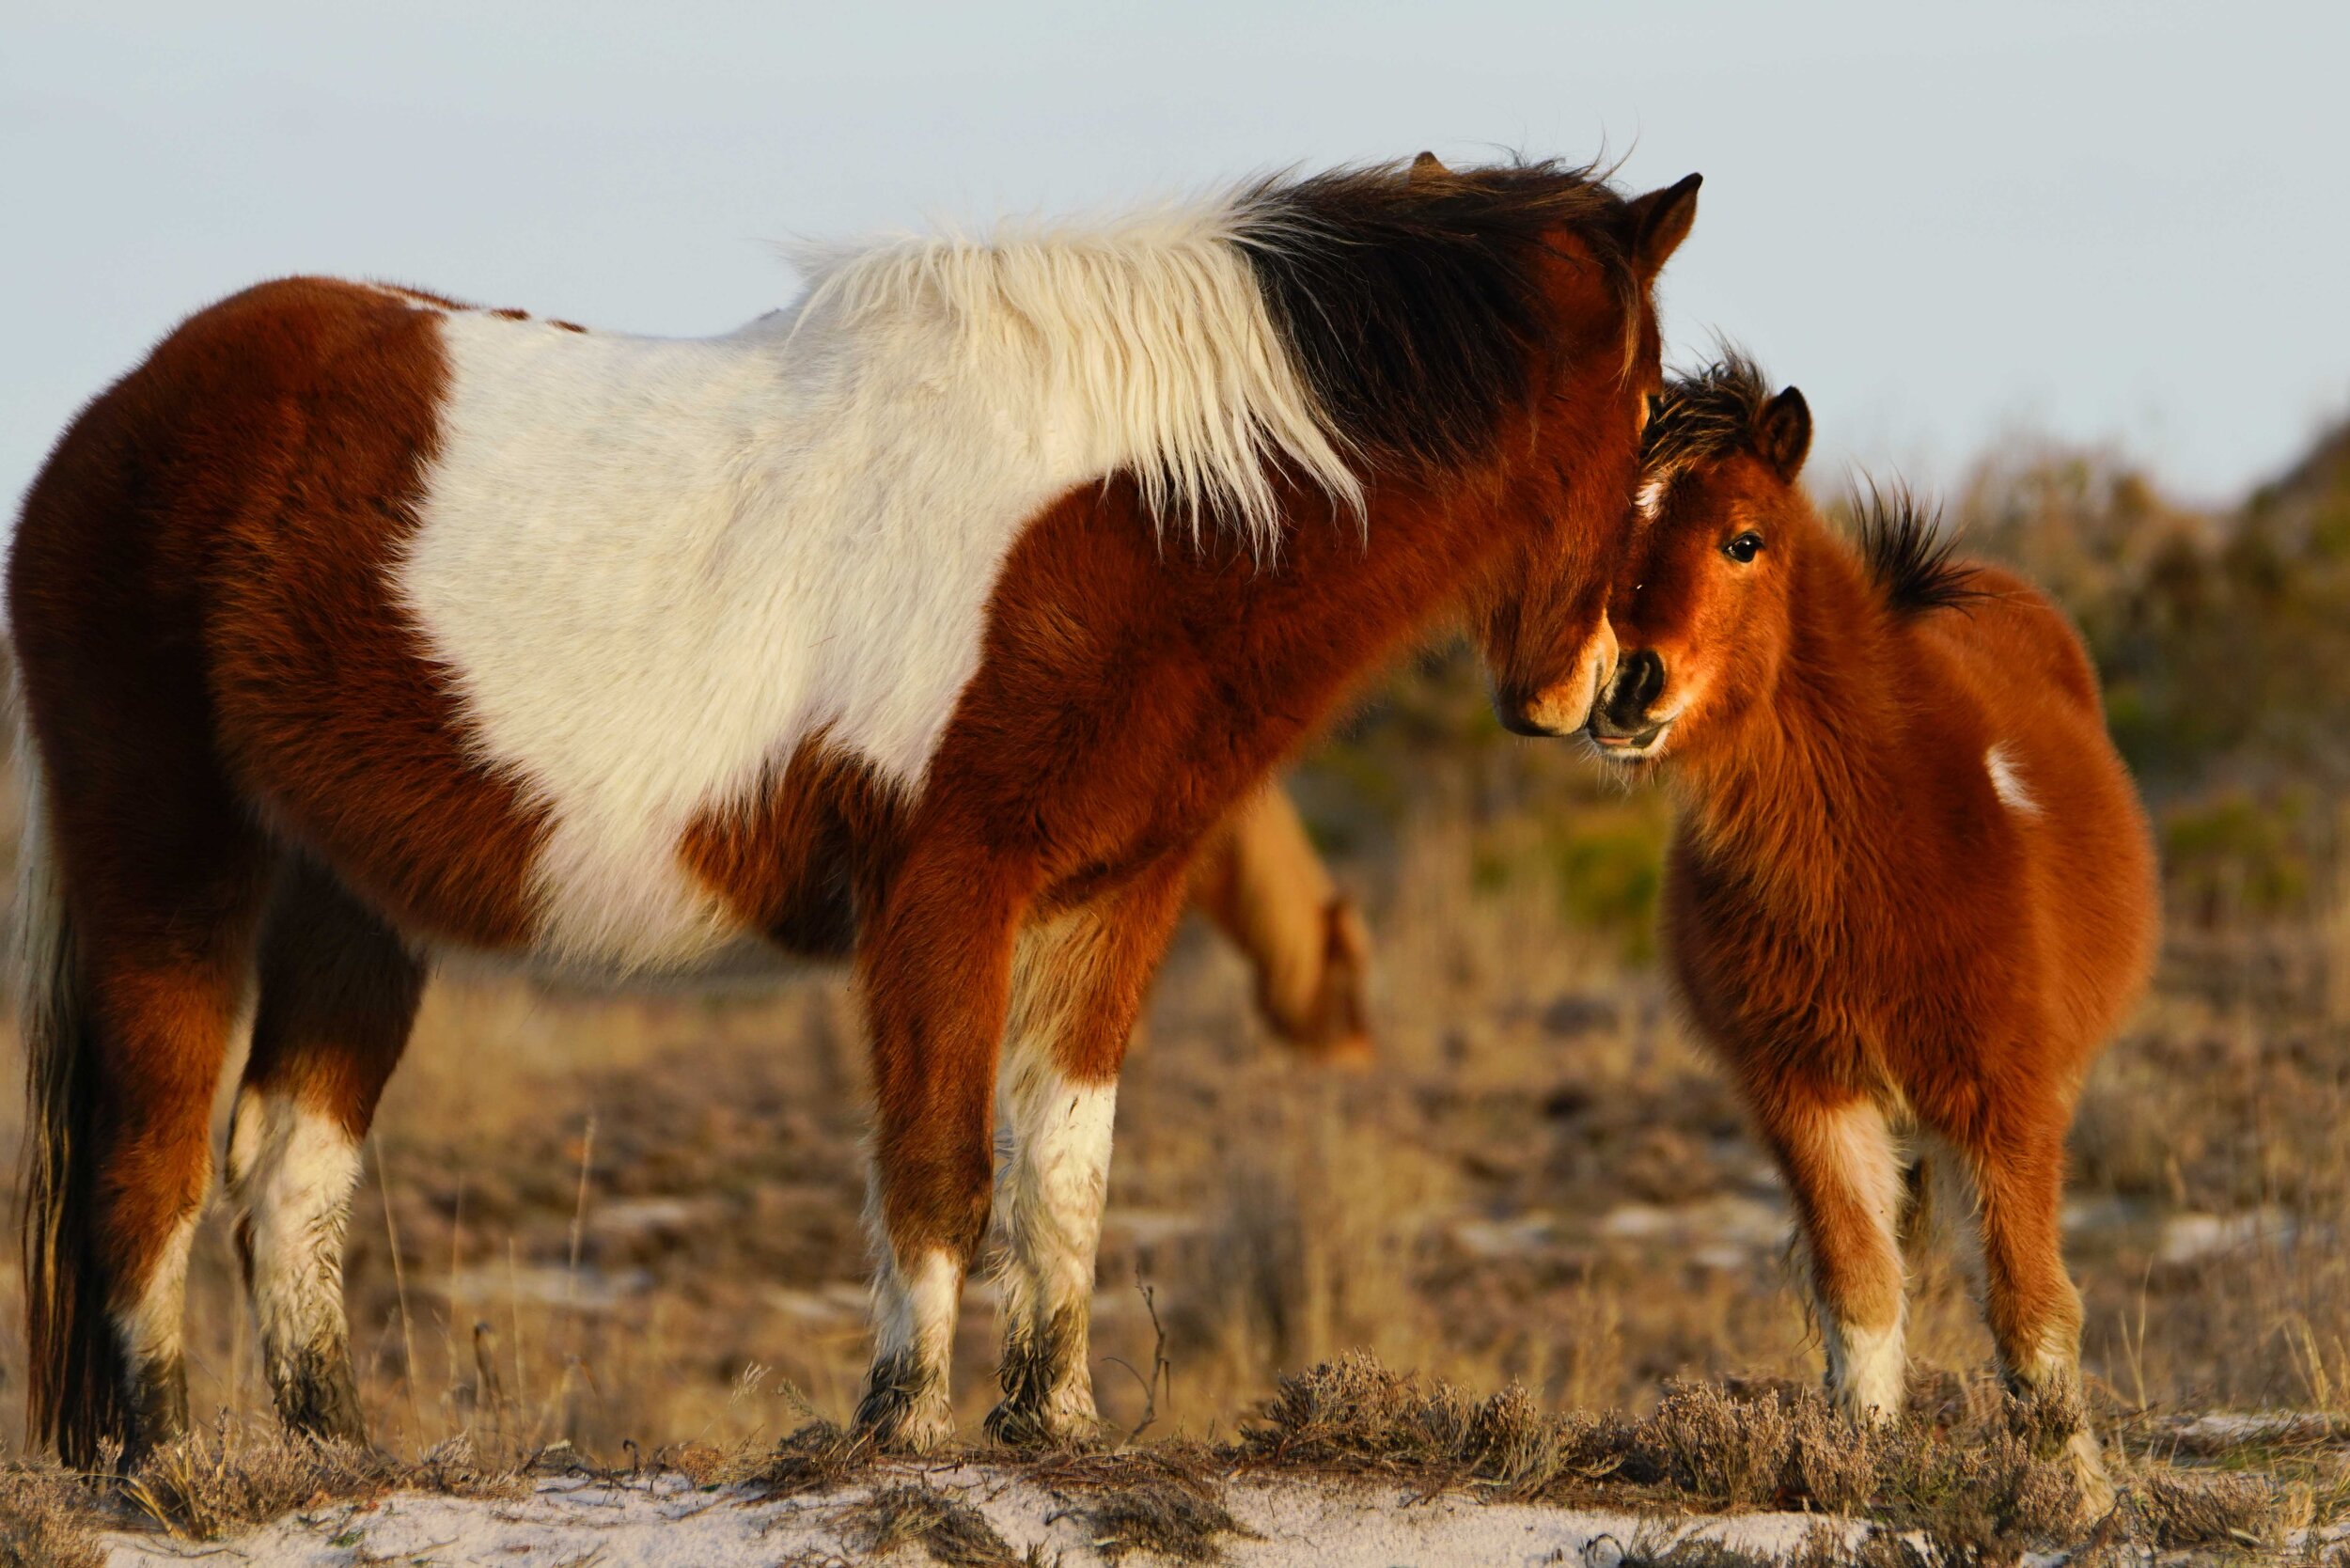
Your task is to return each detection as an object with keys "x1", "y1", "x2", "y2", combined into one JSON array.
[
  {"x1": 1061, "y1": 1480, "x2": 1245, "y2": 1564},
  {"x1": 118, "y1": 1418, "x2": 527, "y2": 1541},
  {"x1": 1590, "y1": 1527, "x2": 1888, "y2": 1568},
  {"x1": 1231, "y1": 1354, "x2": 2092, "y2": 1547},
  {"x1": 2129, "y1": 1466, "x2": 2293, "y2": 1551},
  {"x1": 0, "y1": 1461, "x2": 104, "y2": 1568},
  {"x1": 837, "y1": 1481, "x2": 1035, "y2": 1568},
  {"x1": 0, "y1": 1422, "x2": 530, "y2": 1558},
  {"x1": 2, "y1": 1348, "x2": 2329, "y2": 1559}
]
